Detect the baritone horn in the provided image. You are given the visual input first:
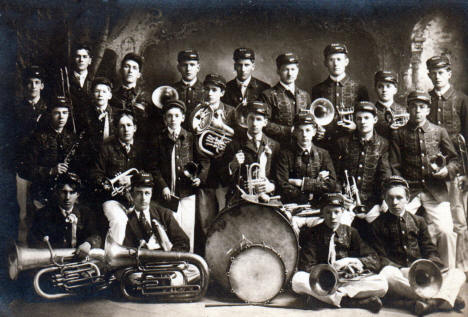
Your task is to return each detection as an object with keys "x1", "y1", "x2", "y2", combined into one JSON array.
[
  {"x1": 152, "y1": 86, "x2": 179, "y2": 109},
  {"x1": 104, "y1": 236, "x2": 210, "y2": 302},
  {"x1": 189, "y1": 103, "x2": 234, "y2": 157},
  {"x1": 9, "y1": 236, "x2": 110, "y2": 299},
  {"x1": 408, "y1": 259, "x2": 444, "y2": 299}
]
